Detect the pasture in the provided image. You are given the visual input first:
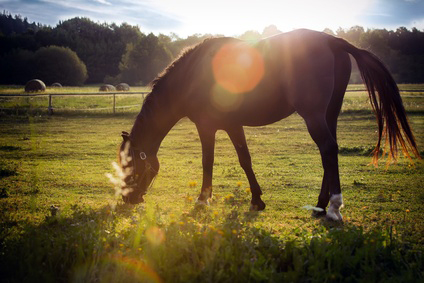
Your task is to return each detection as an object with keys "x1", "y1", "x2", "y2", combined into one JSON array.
[{"x1": 0, "y1": 85, "x2": 423, "y2": 282}]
